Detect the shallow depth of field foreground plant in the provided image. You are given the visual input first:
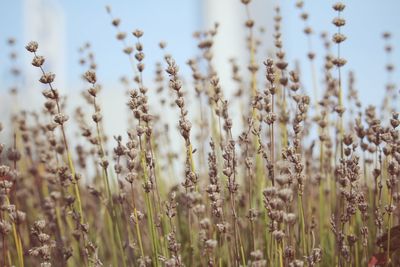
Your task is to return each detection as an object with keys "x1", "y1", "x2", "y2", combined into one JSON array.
[{"x1": 1, "y1": 1, "x2": 400, "y2": 267}]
